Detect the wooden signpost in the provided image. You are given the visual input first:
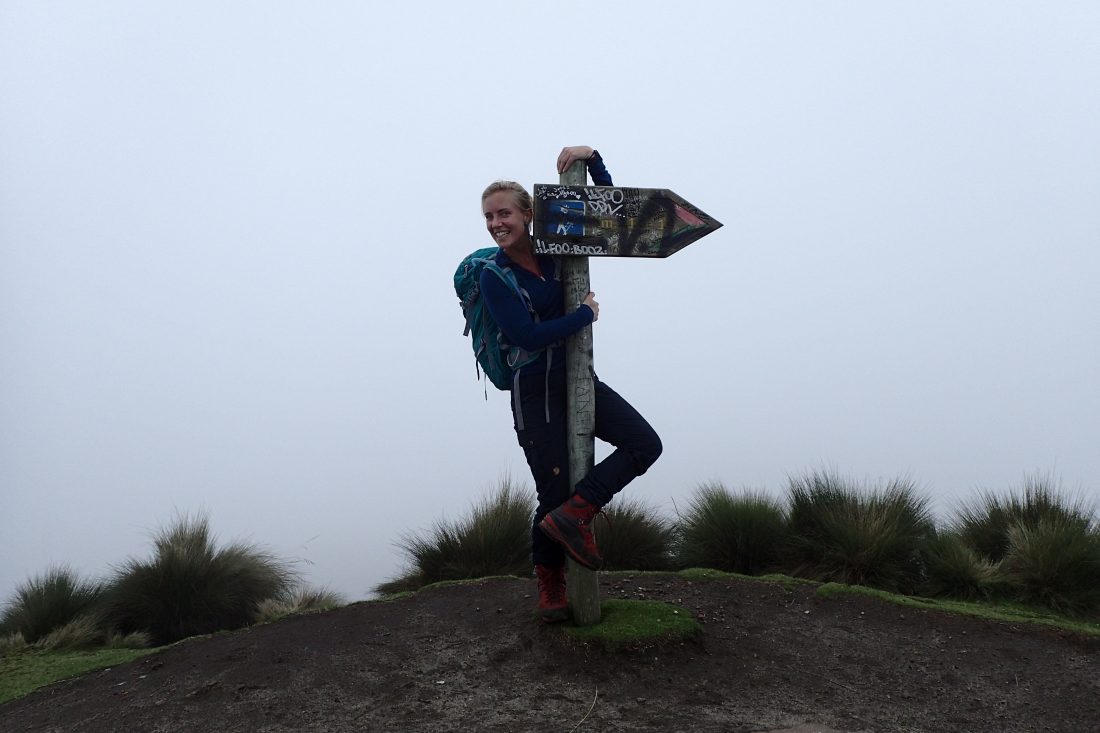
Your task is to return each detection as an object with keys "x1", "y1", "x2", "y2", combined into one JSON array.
[
  {"x1": 539, "y1": 175, "x2": 721, "y2": 626},
  {"x1": 533, "y1": 184, "x2": 722, "y2": 258}
]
